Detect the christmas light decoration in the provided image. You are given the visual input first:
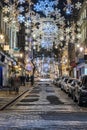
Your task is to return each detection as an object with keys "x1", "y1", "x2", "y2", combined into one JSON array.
[
  {"x1": 17, "y1": 14, "x2": 25, "y2": 23},
  {"x1": 18, "y1": 0, "x2": 26, "y2": 4},
  {"x1": 18, "y1": 6, "x2": 25, "y2": 12},
  {"x1": 2, "y1": 0, "x2": 83, "y2": 54},
  {"x1": 75, "y1": 2, "x2": 82, "y2": 10},
  {"x1": 34, "y1": 0, "x2": 59, "y2": 16}
]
